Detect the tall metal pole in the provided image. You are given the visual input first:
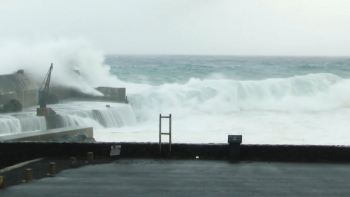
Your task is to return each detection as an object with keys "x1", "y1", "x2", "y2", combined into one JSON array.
[
  {"x1": 159, "y1": 114, "x2": 161, "y2": 156},
  {"x1": 169, "y1": 114, "x2": 172, "y2": 155}
]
